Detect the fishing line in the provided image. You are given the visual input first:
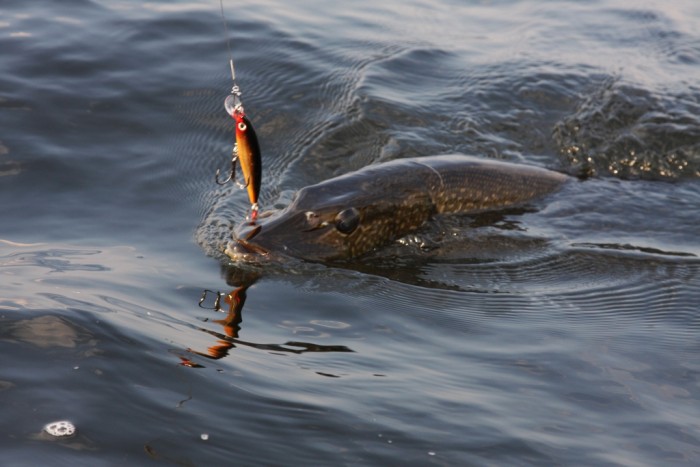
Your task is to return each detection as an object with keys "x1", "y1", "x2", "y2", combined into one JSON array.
[
  {"x1": 216, "y1": 0, "x2": 262, "y2": 222},
  {"x1": 215, "y1": 0, "x2": 243, "y2": 187},
  {"x1": 219, "y1": 0, "x2": 236, "y2": 83}
]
